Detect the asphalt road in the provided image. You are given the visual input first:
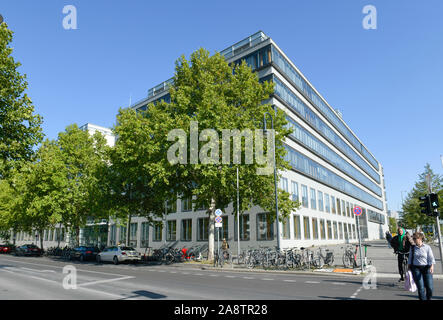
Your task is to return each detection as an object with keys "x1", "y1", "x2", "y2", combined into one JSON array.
[{"x1": 1, "y1": 254, "x2": 442, "y2": 301}]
